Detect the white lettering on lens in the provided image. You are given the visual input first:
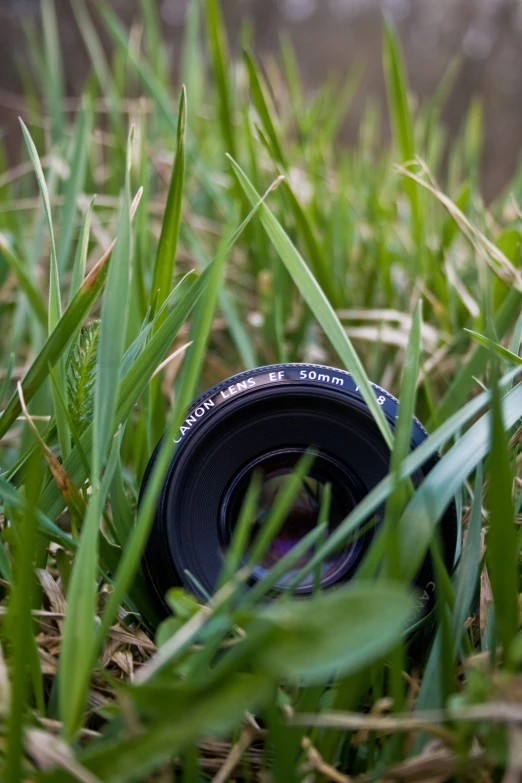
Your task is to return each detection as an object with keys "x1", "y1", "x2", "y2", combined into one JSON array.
[
  {"x1": 269, "y1": 372, "x2": 277, "y2": 381},
  {"x1": 247, "y1": 377, "x2": 255, "y2": 387},
  {"x1": 228, "y1": 384, "x2": 238, "y2": 395},
  {"x1": 299, "y1": 369, "x2": 344, "y2": 387},
  {"x1": 173, "y1": 398, "x2": 216, "y2": 444},
  {"x1": 236, "y1": 380, "x2": 247, "y2": 391}
]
